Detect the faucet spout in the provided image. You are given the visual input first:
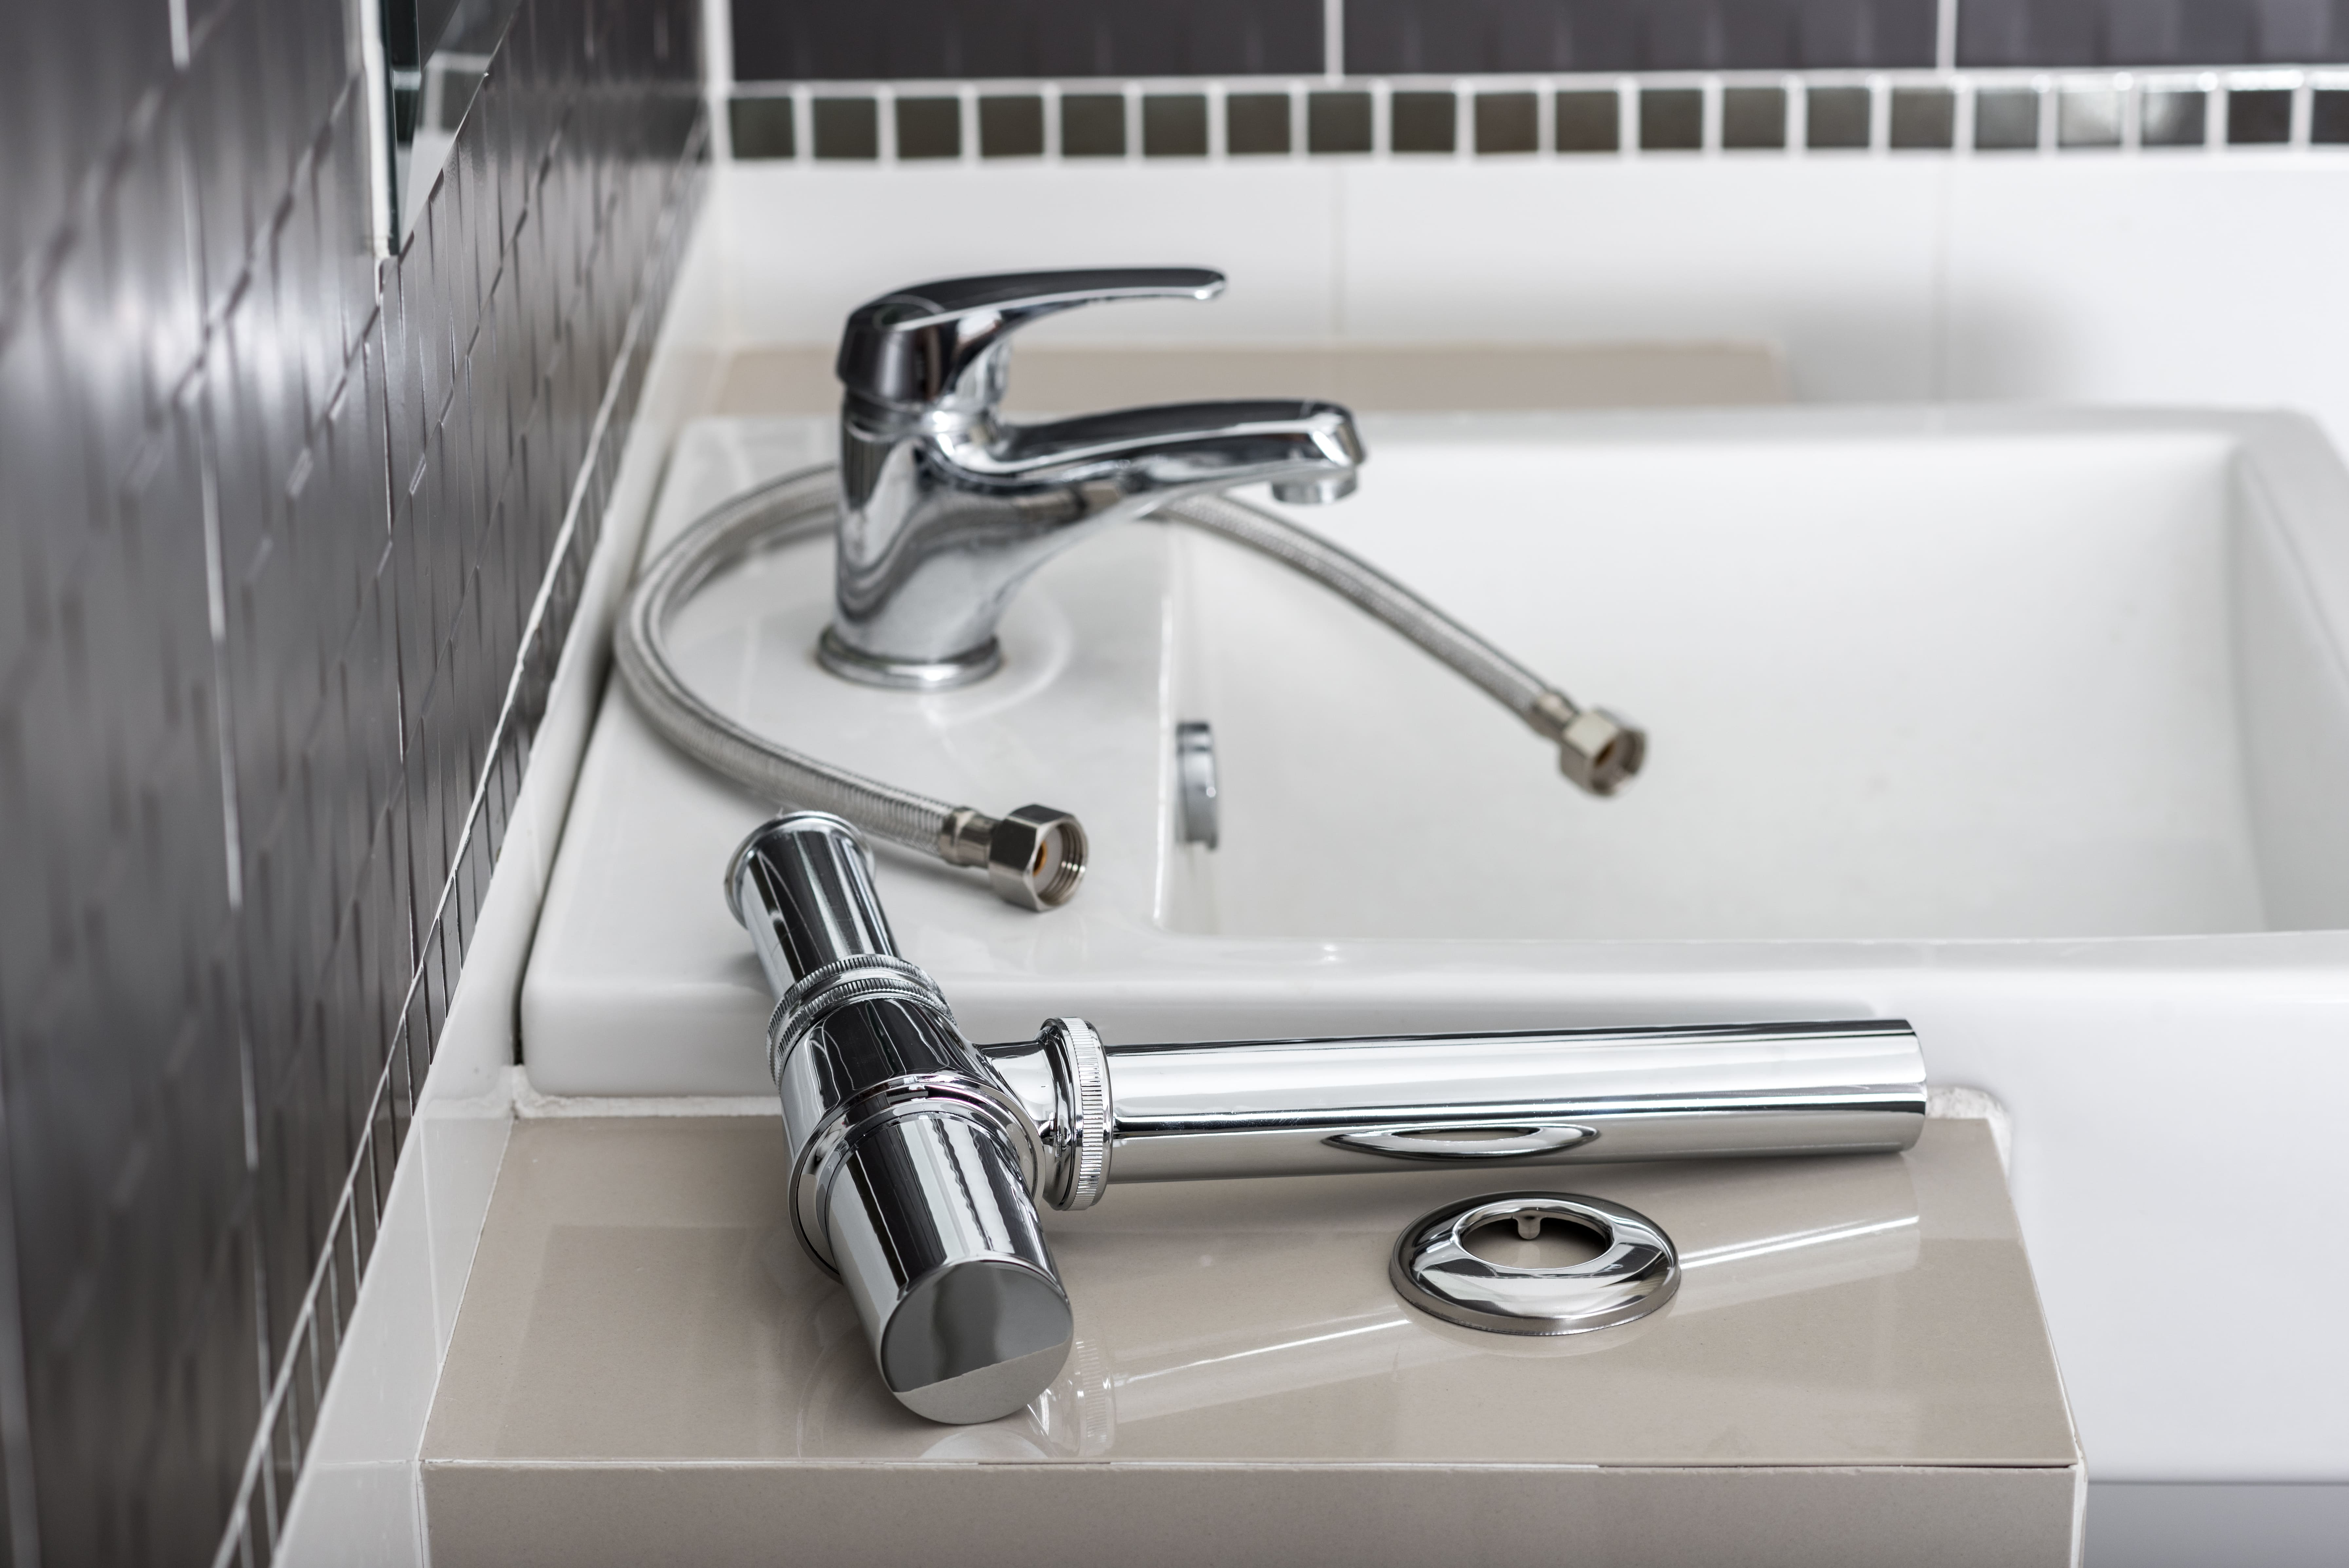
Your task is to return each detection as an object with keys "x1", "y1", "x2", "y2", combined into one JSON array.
[
  {"x1": 975, "y1": 399, "x2": 1364, "y2": 495},
  {"x1": 821, "y1": 271, "x2": 1366, "y2": 688}
]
